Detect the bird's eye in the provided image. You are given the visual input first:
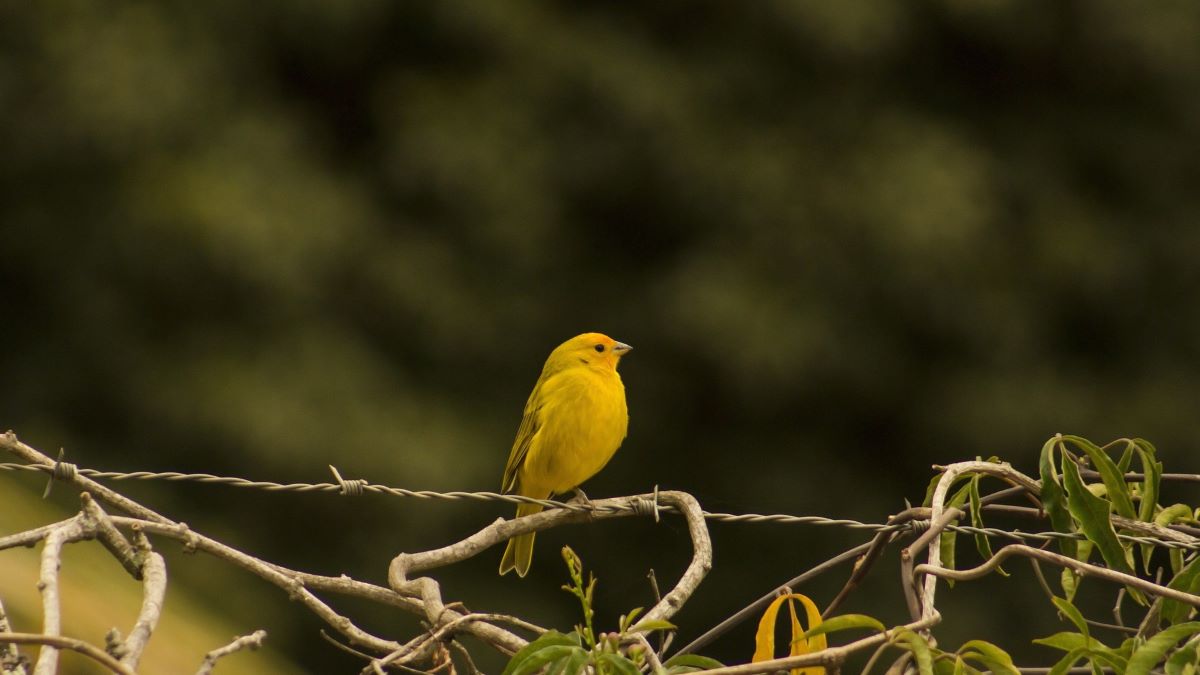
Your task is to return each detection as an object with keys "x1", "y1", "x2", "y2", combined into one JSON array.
[{"x1": 594, "y1": 344, "x2": 605, "y2": 353}]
